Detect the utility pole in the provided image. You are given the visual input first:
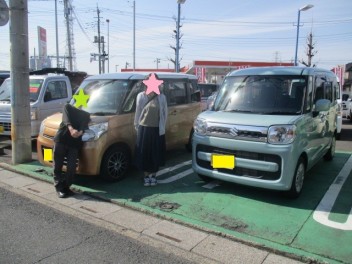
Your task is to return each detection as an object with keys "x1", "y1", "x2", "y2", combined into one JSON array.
[
  {"x1": 106, "y1": 19, "x2": 110, "y2": 73},
  {"x1": 93, "y1": 6, "x2": 102, "y2": 74},
  {"x1": 64, "y1": 0, "x2": 73, "y2": 70},
  {"x1": 133, "y1": 0, "x2": 135, "y2": 71},
  {"x1": 155, "y1": 58, "x2": 160, "y2": 69},
  {"x1": 55, "y1": 0, "x2": 59, "y2": 67},
  {"x1": 9, "y1": 0, "x2": 32, "y2": 164}
]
